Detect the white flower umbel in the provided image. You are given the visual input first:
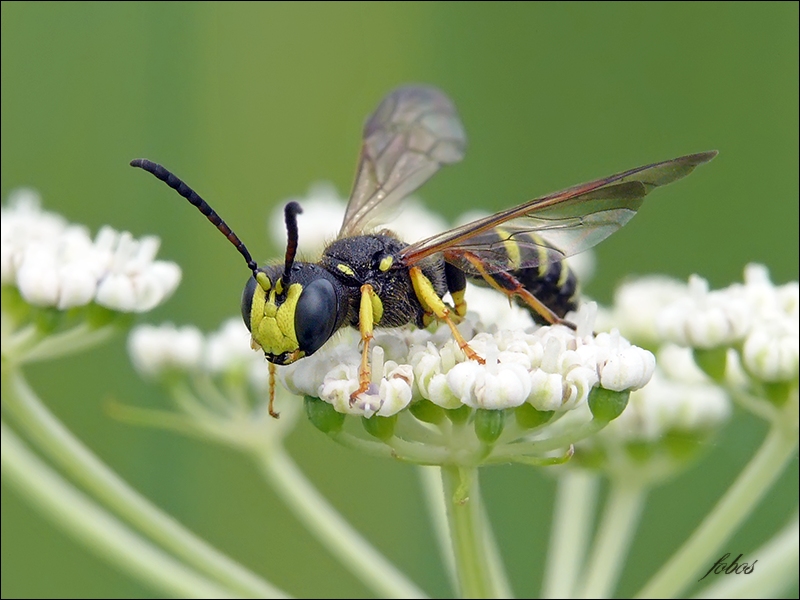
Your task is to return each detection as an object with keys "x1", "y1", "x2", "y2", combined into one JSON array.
[
  {"x1": 651, "y1": 265, "x2": 799, "y2": 395},
  {"x1": 576, "y1": 344, "x2": 731, "y2": 478},
  {"x1": 279, "y1": 301, "x2": 653, "y2": 467},
  {"x1": 126, "y1": 319, "x2": 298, "y2": 450},
  {"x1": 125, "y1": 318, "x2": 426, "y2": 598},
  {"x1": 2, "y1": 190, "x2": 181, "y2": 364},
  {"x1": 3, "y1": 192, "x2": 180, "y2": 313}
]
